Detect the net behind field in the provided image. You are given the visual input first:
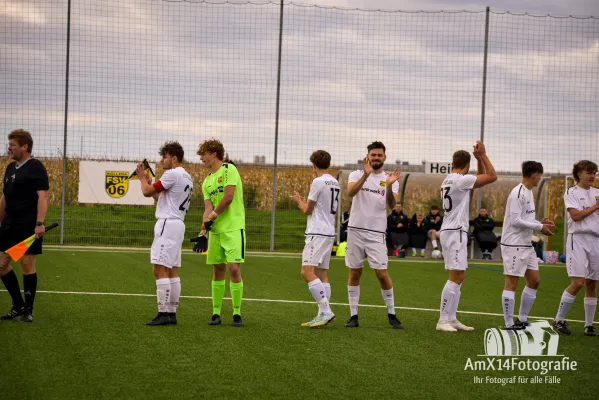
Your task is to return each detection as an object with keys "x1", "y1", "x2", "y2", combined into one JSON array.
[{"x1": 1, "y1": 1, "x2": 597, "y2": 250}]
